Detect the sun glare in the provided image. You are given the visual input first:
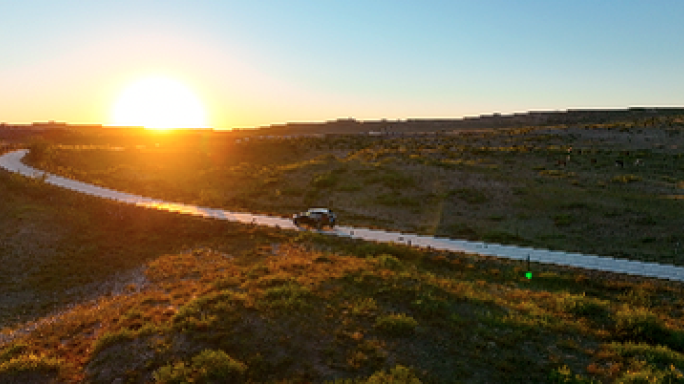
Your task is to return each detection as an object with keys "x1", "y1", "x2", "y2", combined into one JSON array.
[{"x1": 111, "y1": 76, "x2": 208, "y2": 130}]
